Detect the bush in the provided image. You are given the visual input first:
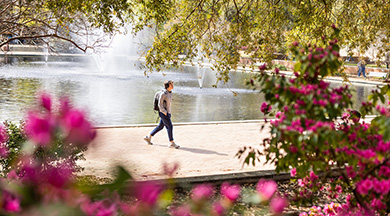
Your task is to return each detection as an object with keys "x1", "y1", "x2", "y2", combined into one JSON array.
[
  {"x1": 241, "y1": 26, "x2": 390, "y2": 215},
  {"x1": 0, "y1": 121, "x2": 26, "y2": 177}
]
